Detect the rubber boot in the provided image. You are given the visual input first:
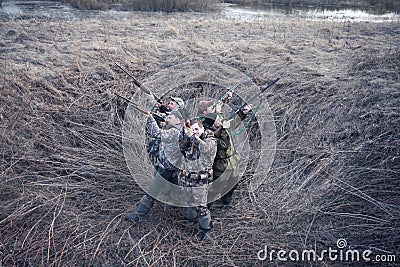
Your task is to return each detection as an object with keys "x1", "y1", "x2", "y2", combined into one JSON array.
[
  {"x1": 125, "y1": 195, "x2": 154, "y2": 222},
  {"x1": 199, "y1": 211, "x2": 213, "y2": 241},
  {"x1": 221, "y1": 186, "x2": 236, "y2": 208},
  {"x1": 184, "y1": 207, "x2": 197, "y2": 227}
]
